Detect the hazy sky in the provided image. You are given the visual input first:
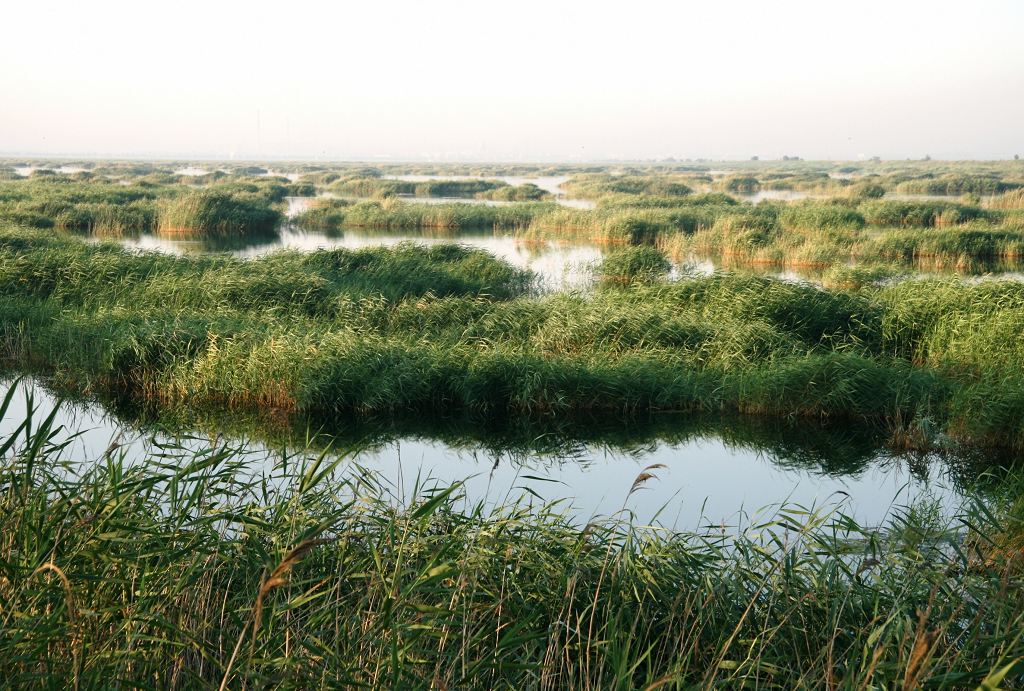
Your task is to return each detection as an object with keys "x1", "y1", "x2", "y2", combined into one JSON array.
[{"x1": 3, "y1": 0, "x2": 1022, "y2": 160}]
